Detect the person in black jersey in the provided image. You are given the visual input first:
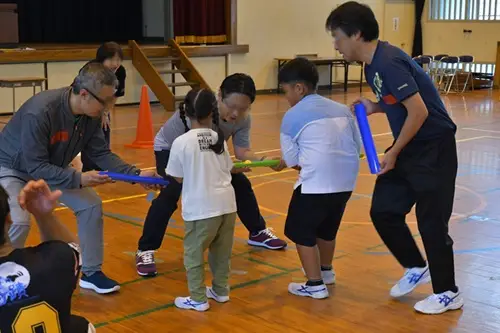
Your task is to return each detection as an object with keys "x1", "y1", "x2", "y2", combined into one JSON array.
[
  {"x1": 74, "y1": 42, "x2": 126, "y2": 172},
  {"x1": 0, "y1": 179, "x2": 95, "y2": 332}
]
